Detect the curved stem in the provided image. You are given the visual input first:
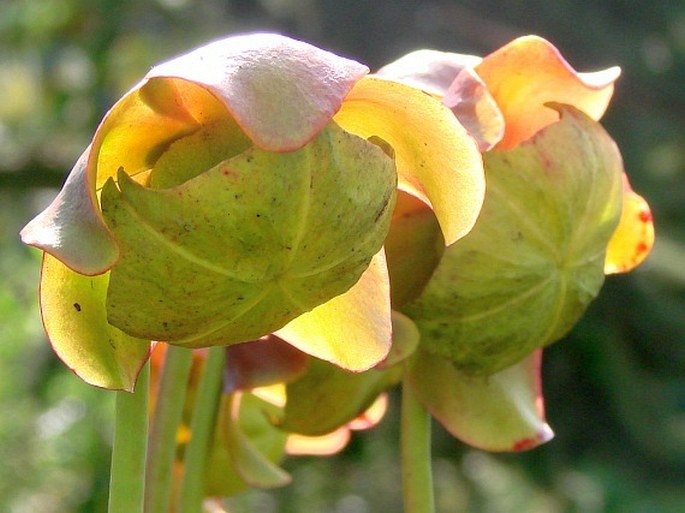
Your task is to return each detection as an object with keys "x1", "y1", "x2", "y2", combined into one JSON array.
[
  {"x1": 108, "y1": 362, "x2": 150, "y2": 513},
  {"x1": 145, "y1": 346, "x2": 194, "y2": 513},
  {"x1": 401, "y1": 378, "x2": 435, "y2": 513},
  {"x1": 177, "y1": 346, "x2": 226, "y2": 513}
]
